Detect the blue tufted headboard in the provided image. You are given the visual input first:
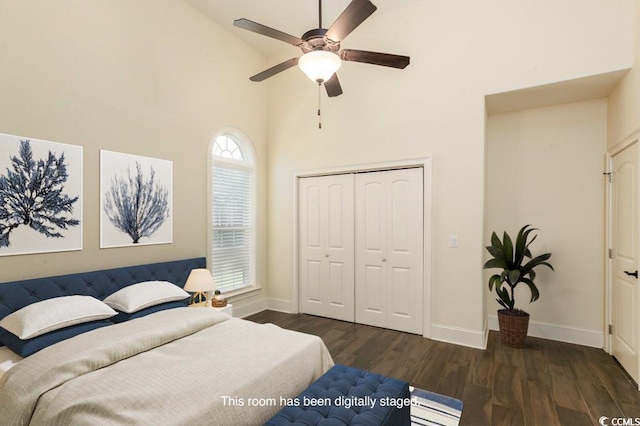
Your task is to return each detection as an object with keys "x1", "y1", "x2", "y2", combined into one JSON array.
[{"x1": 0, "y1": 257, "x2": 206, "y2": 323}]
